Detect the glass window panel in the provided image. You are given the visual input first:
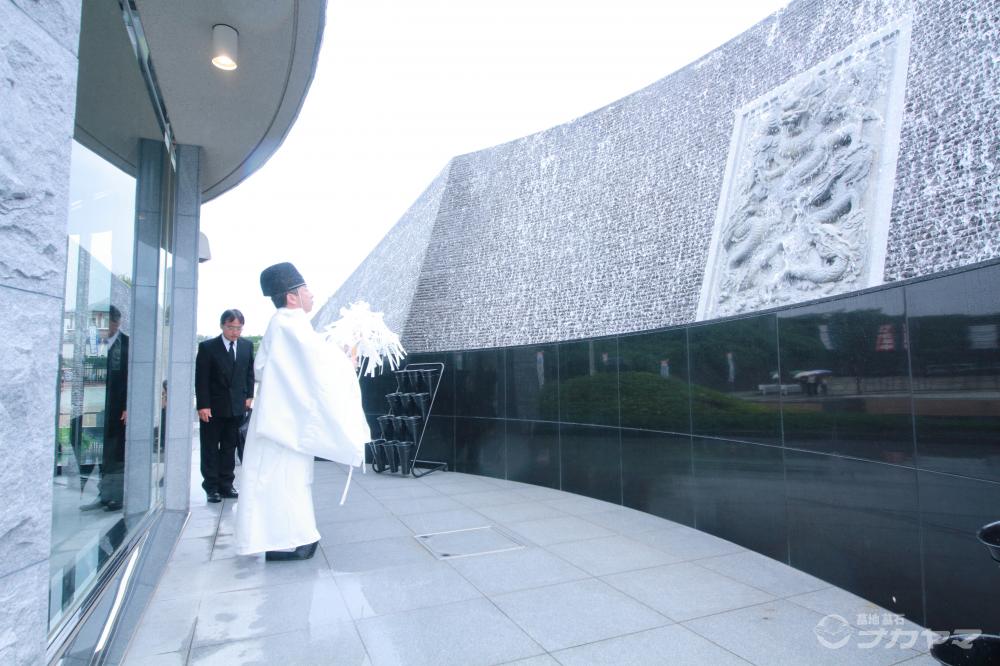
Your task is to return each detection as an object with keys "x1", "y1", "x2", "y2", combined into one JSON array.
[{"x1": 50, "y1": 141, "x2": 135, "y2": 630}]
